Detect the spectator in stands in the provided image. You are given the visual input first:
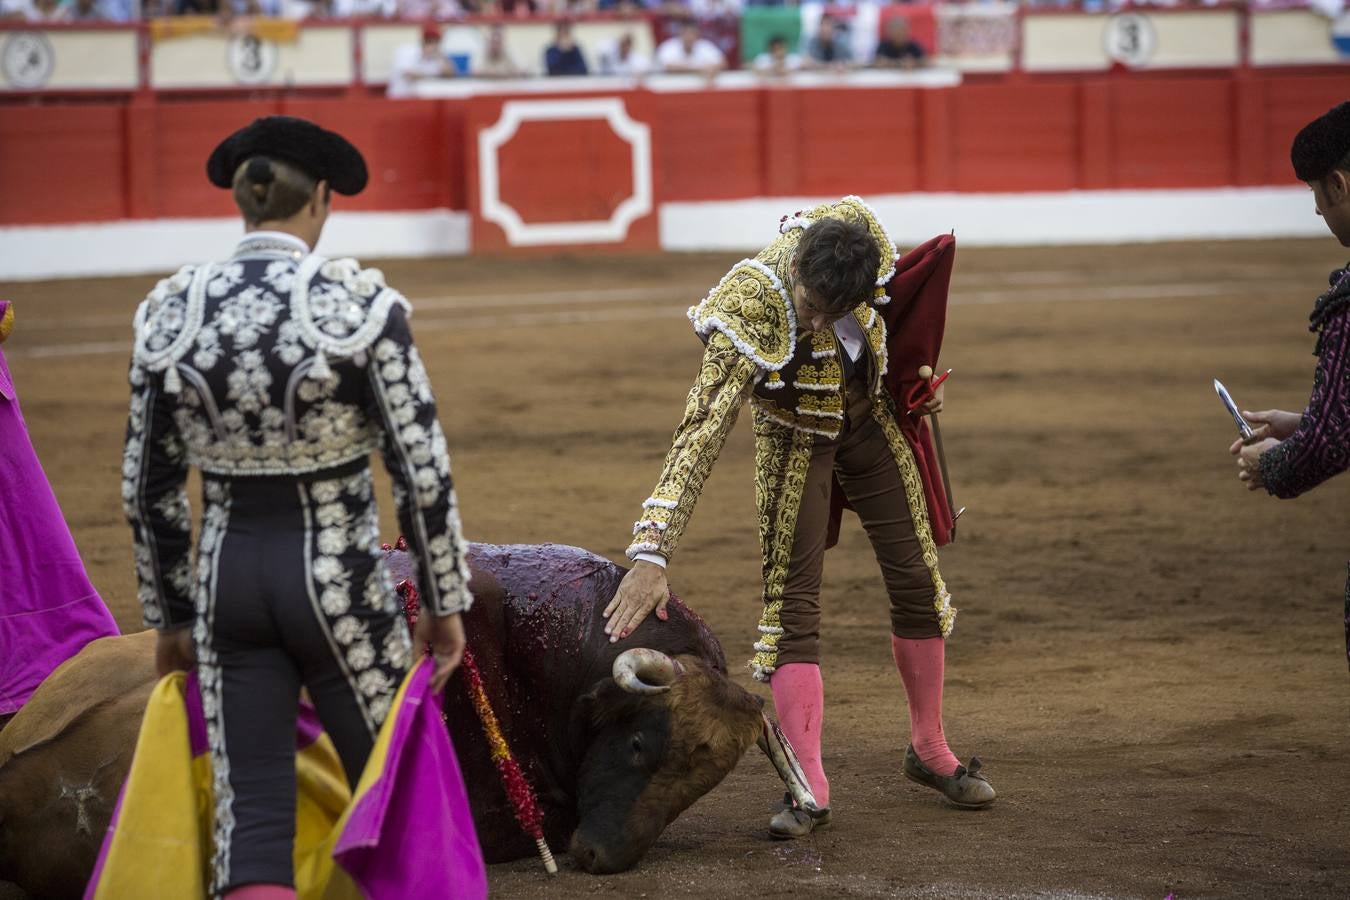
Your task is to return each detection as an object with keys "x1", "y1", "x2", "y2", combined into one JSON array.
[
  {"x1": 387, "y1": 24, "x2": 455, "y2": 99},
  {"x1": 335, "y1": 0, "x2": 396, "y2": 15},
  {"x1": 59, "y1": 0, "x2": 108, "y2": 19},
  {"x1": 753, "y1": 34, "x2": 803, "y2": 77},
  {"x1": 545, "y1": 20, "x2": 589, "y2": 76},
  {"x1": 100, "y1": 0, "x2": 132, "y2": 19},
  {"x1": 804, "y1": 15, "x2": 853, "y2": 70},
  {"x1": 655, "y1": 18, "x2": 725, "y2": 75},
  {"x1": 396, "y1": 0, "x2": 463, "y2": 19},
  {"x1": 0, "y1": 0, "x2": 61, "y2": 20},
  {"x1": 688, "y1": 0, "x2": 740, "y2": 15},
  {"x1": 873, "y1": 17, "x2": 927, "y2": 70},
  {"x1": 474, "y1": 24, "x2": 523, "y2": 79},
  {"x1": 170, "y1": 0, "x2": 282, "y2": 15},
  {"x1": 598, "y1": 31, "x2": 652, "y2": 76}
]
